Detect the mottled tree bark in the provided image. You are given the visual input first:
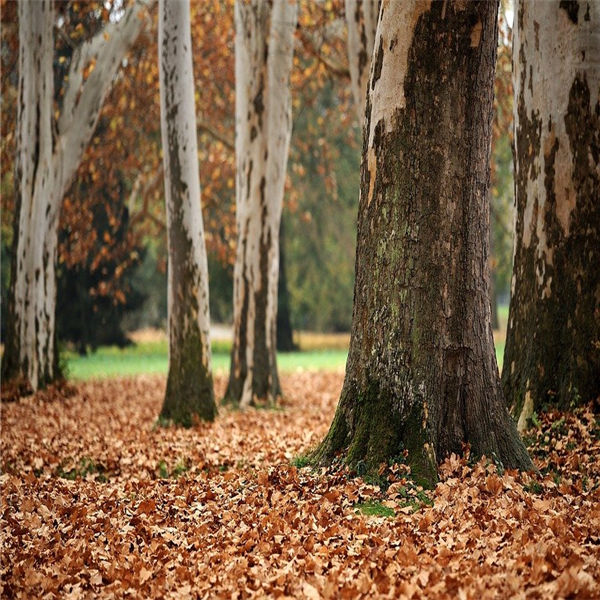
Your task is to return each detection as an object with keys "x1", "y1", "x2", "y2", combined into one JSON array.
[
  {"x1": 225, "y1": 0, "x2": 297, "y2": 407},
  {"x1": 345, "y1": 0, "x2": 380, "y2": 123},
  {"x1": 313, "y1": 0, "x2": 533, "y2": 487},
  {"x1": 504, "y1": 0, "x2": 600, "y2": 426},
  {"x1": 2, "y1": 0, "x2": 152, "y2": 392},
  {"x1": 158, "y1": 0, "x2": 216, "y2": 425}
]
